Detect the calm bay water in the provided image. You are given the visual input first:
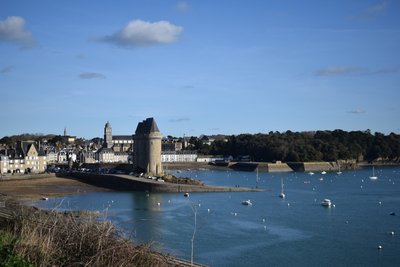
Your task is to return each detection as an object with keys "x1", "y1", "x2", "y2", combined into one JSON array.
[{"x1": 37, "y1": 167, "x2": 400, "y2": 266}]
